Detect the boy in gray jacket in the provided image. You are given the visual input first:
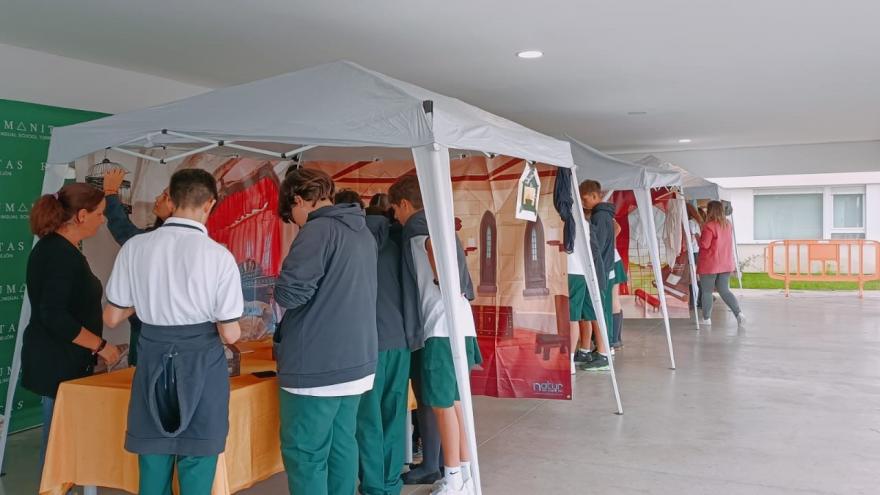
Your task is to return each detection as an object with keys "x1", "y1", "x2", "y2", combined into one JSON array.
[{"x1": 274, "y1": 168, "x2": 378, "y2": 495}]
